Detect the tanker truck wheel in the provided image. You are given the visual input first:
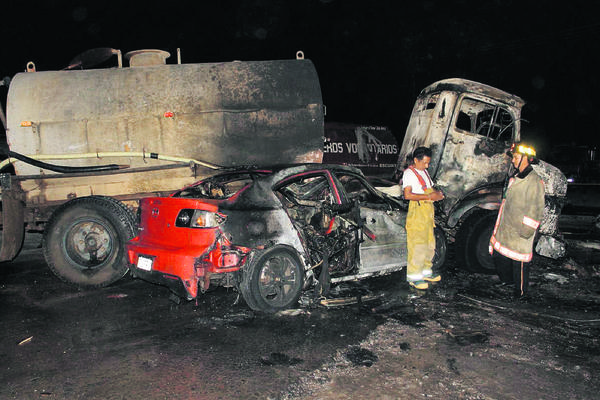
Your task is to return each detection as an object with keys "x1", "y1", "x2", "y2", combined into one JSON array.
[
  {"x1": 42, "y1": 196, "x2": 137, "y2": 288},
  {"x1": 455, "y1": 210, "x2": 497, "y2": 273}
]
